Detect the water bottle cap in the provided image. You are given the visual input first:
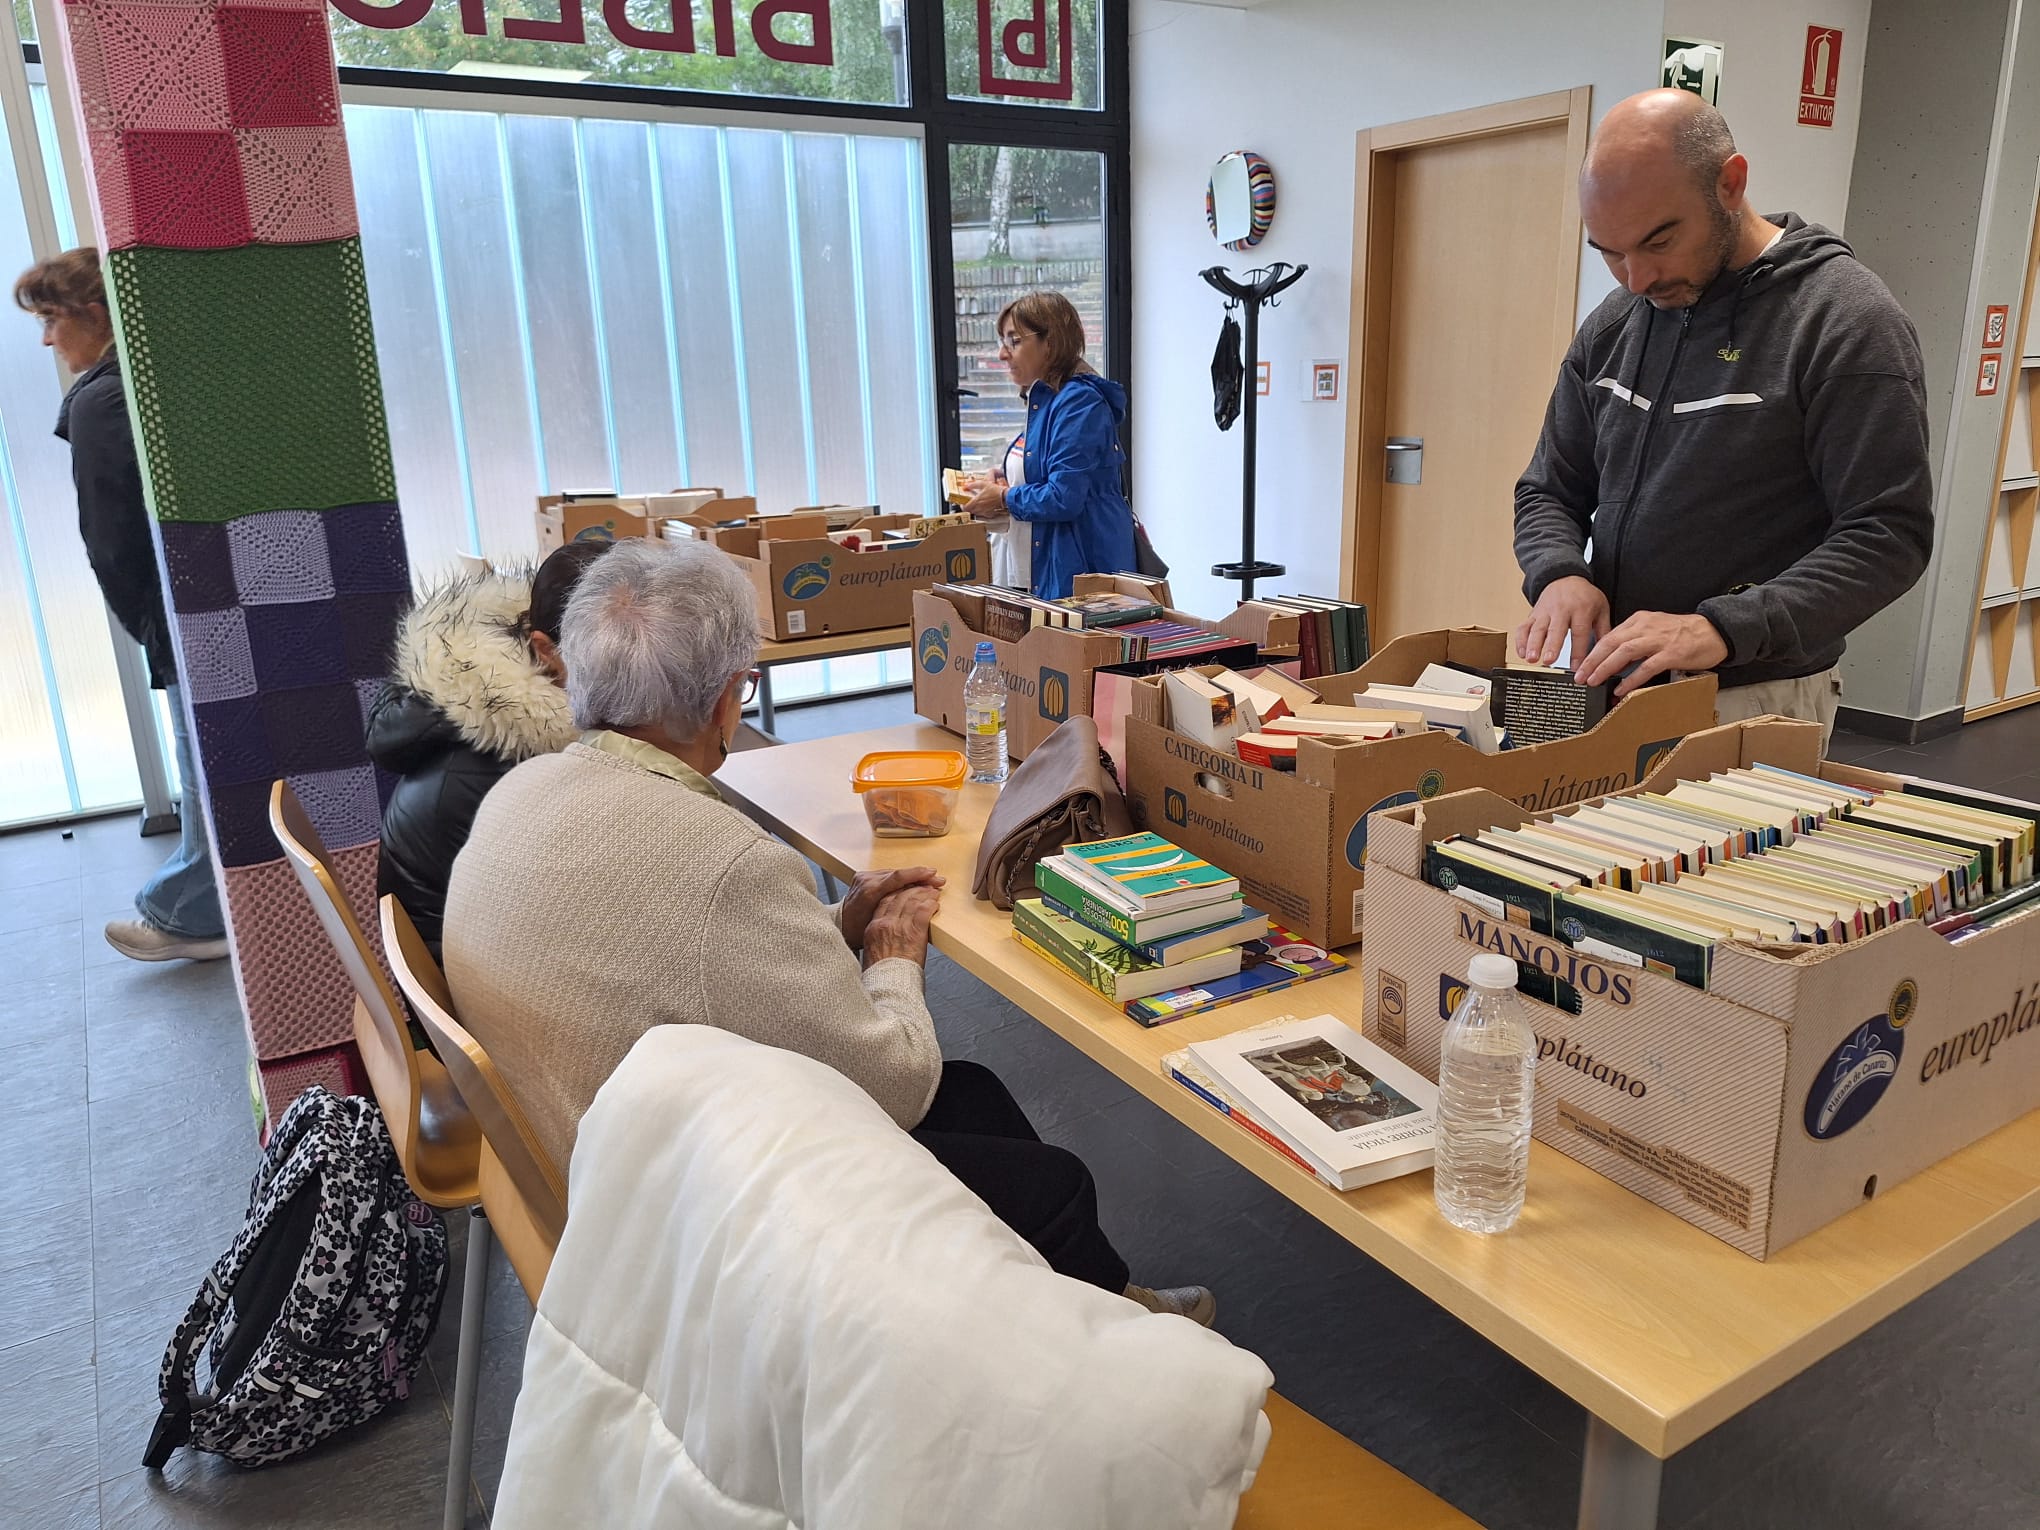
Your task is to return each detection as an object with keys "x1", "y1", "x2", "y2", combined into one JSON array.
[
  {"x1": 974, "y1": 641, "x2": 997, "y2": 663},
  {"x1": 1468, "y1": 954, "x2": 1518, "y2": 990}
]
